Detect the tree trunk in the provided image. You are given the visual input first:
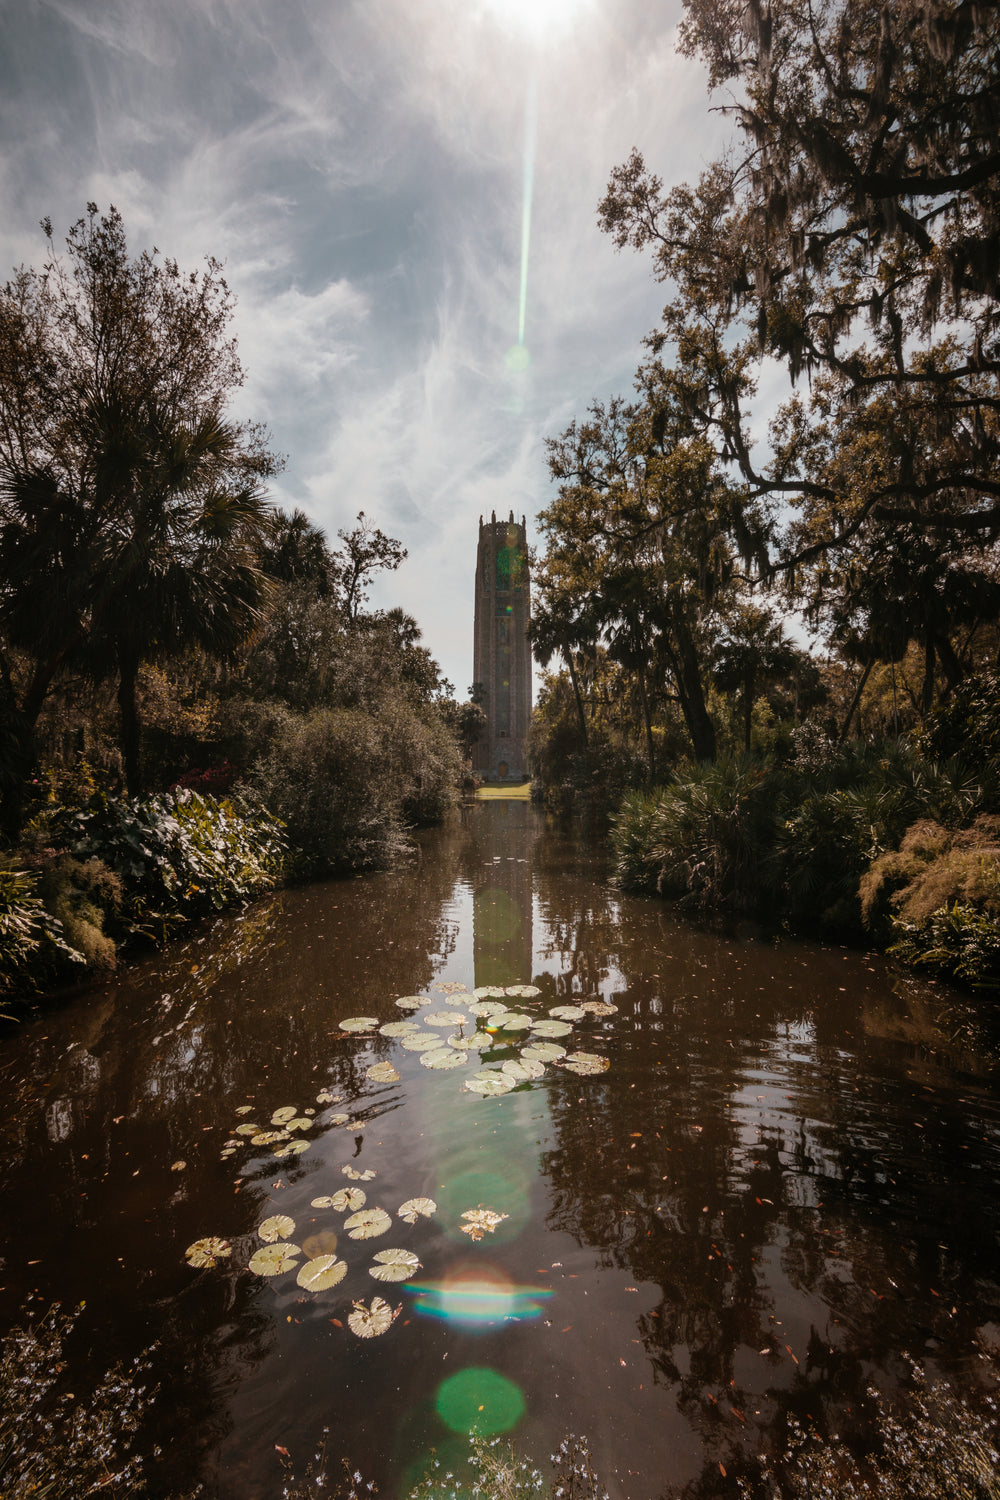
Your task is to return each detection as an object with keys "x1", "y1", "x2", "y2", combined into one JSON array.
[
  {"x1": 637, "y1": 668, "x2": 655, "y2": 782},
  {"x1": 564, "y1": 650, "x2": 589, "y2": 748},
  {"x1": 838, "y1": 659, "x2": 873, "y2": 743},
  {"x1": 117, "y1": 644, "x2": 143, "y2": 795},
  {"x1": 671, "y1": 609, "x2": 716, "y2": 762}
]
